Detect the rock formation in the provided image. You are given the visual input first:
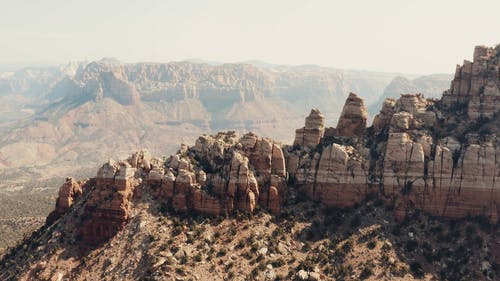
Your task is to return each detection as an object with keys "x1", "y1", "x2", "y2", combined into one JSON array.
[
  {"x1": 293, "y1": 109, "x2": 325, "y2": 149},
  {"x1": 287, "y1": 46, "x2": 499, "y2": 222},
  {"x1": 148, "y1": 131, "x2": 287, "y2": 216},
  {"x1": 46, "y1": 177, "x2": 86, "y2": 224},
  {"x1": 69, "y1": 159, "x2": 141, "y2": 244},
  {"x1": 336, "y1": 92, "x2": 368, "y2": 137},
  {"x1": 288, "y1": 92, "x2": 370, "y2": 206},
  {"x1": 442, "y1": 45, "x2": 500, "y2": 120},
  {"x1": 47, "y1": 133, "x2": 287, "y2": 244},
  {"x1": 46, "y1": 45, "x2": 500, "y2": 247}
]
